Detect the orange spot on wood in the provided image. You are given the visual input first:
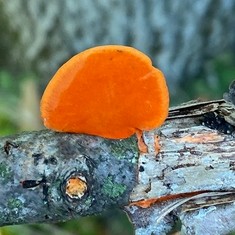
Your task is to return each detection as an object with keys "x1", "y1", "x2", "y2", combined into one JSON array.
[
  {"x1": 154, "y1": 135, "x2": 161, "y2": 153},
  {"x1": 66, "y1": 176, "x2": 87, "y2": 199},
  {"x1": 130, "y1": 191, "x2": 209, "y2": 208},
  {"x1": 175, "y1": 133, "x2": 224, "y2": 144},
  {"x1": 136, "y1": 129, "x2": 148, "y2": 153}
]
